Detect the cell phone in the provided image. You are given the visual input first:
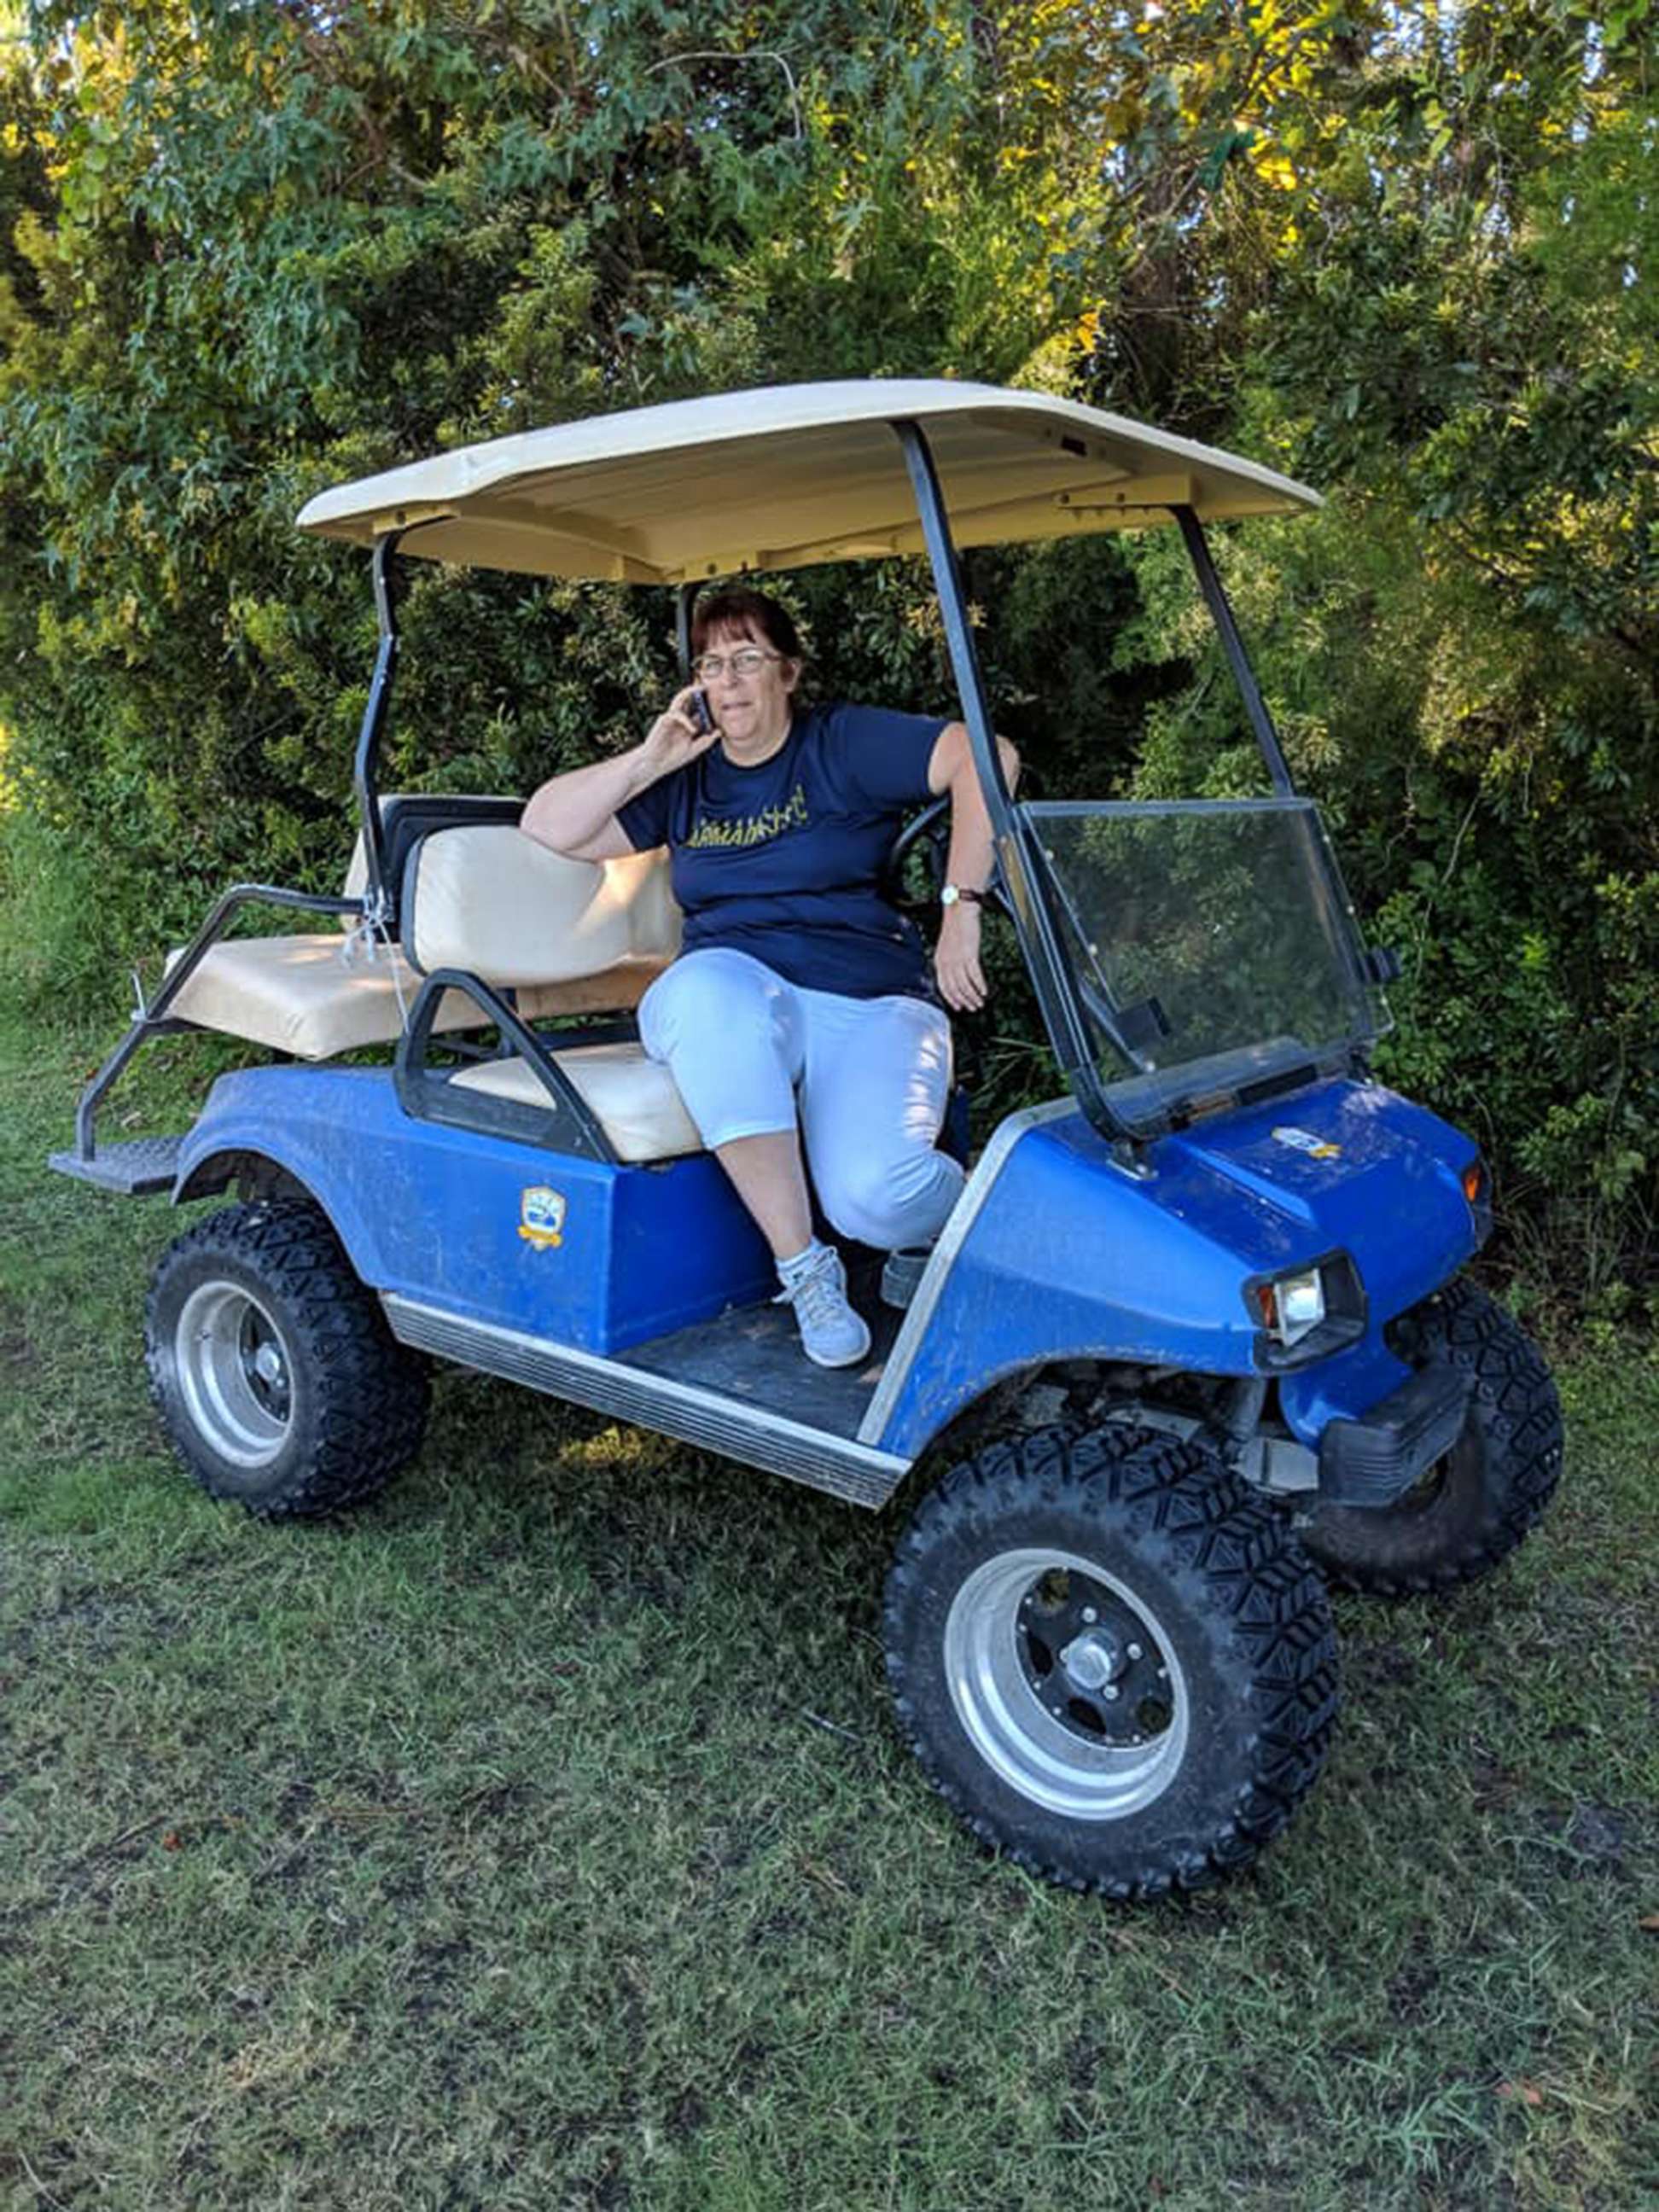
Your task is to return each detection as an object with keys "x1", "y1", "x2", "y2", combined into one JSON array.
[{"x1": 690, "y1": 687, "x2": 713, "y2": 735}]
